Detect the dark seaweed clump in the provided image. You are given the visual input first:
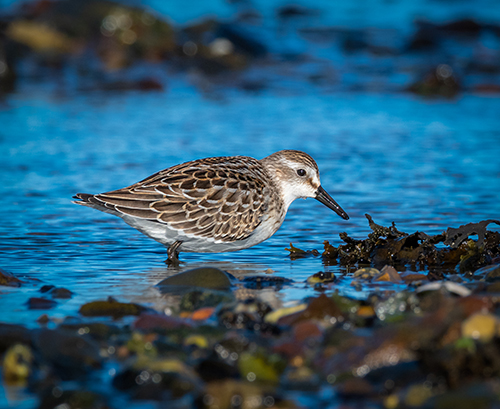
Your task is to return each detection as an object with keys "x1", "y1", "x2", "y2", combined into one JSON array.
[{"x1": 318, "y1": 214, "x2": 500, "y2": 275}]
